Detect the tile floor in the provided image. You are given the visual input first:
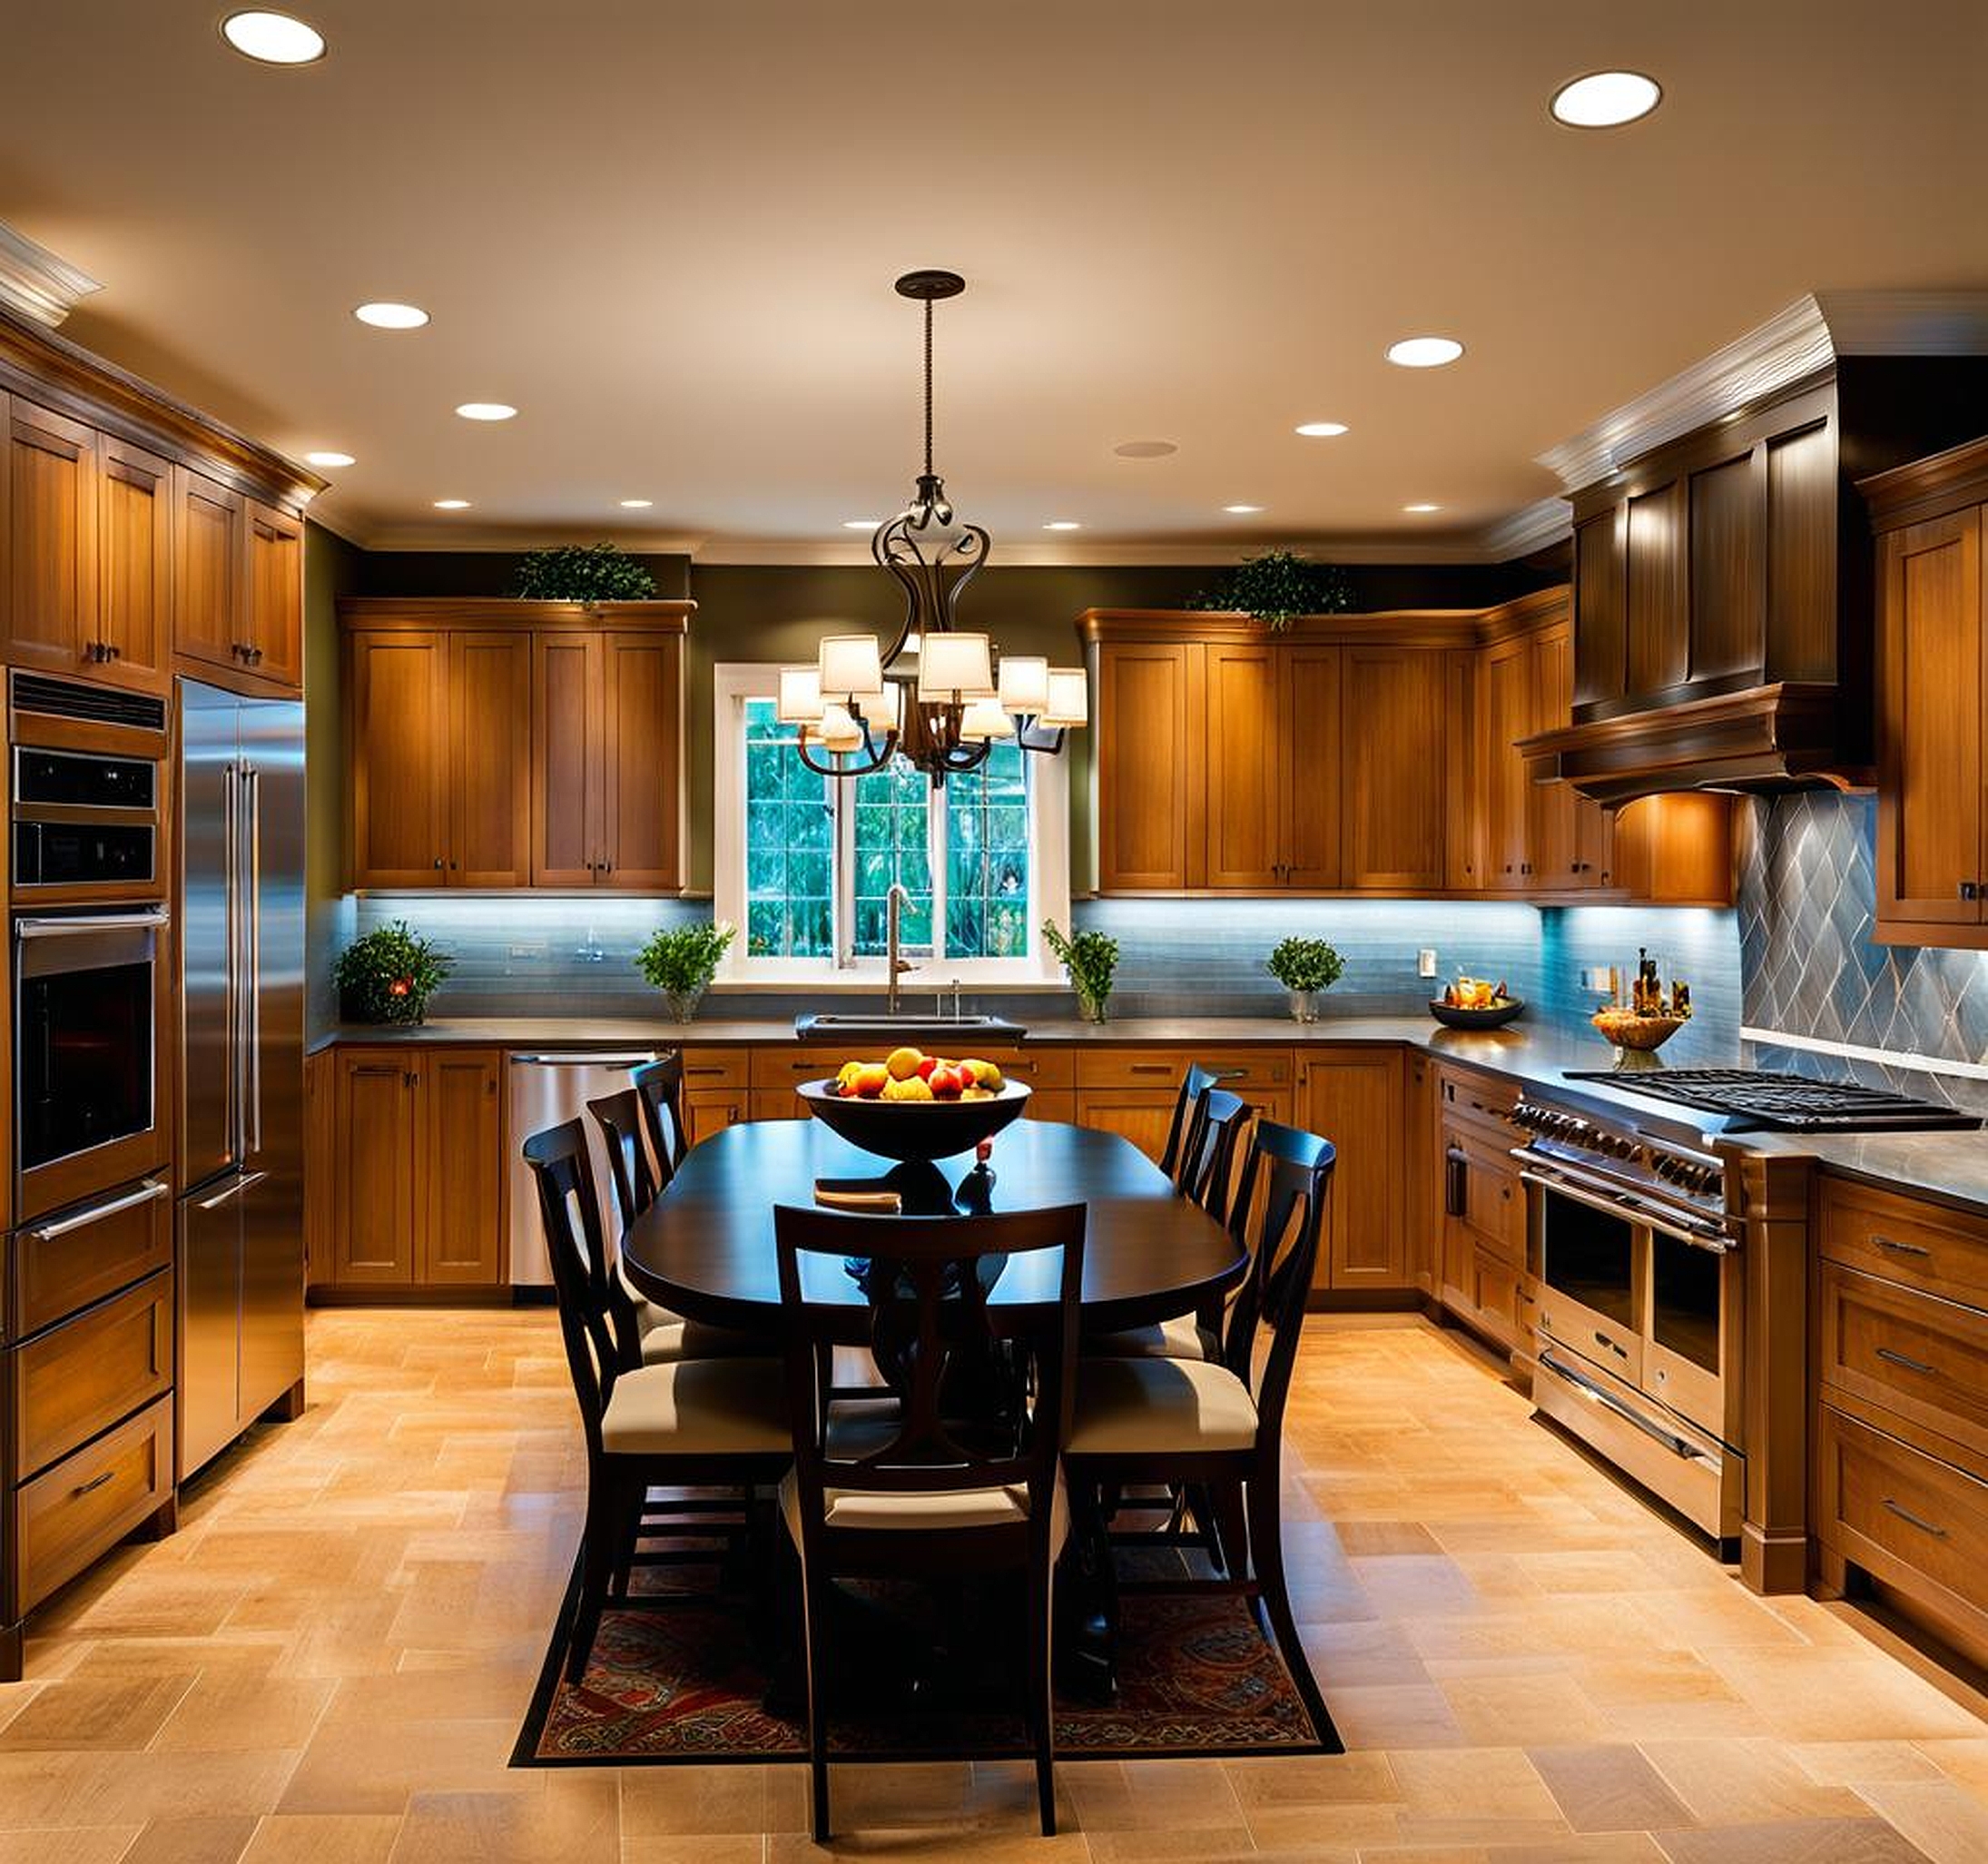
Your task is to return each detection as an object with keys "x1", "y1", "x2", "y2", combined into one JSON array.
[{"x1": 4, "y1": 1309, "x2": 1987, "y2": 1861}]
